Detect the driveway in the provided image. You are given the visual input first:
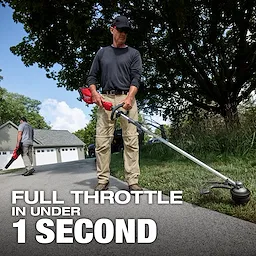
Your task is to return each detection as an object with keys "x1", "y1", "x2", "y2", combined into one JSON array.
[{"x1": 0, "y1": 158, "x2": 255, "y2": 256}]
